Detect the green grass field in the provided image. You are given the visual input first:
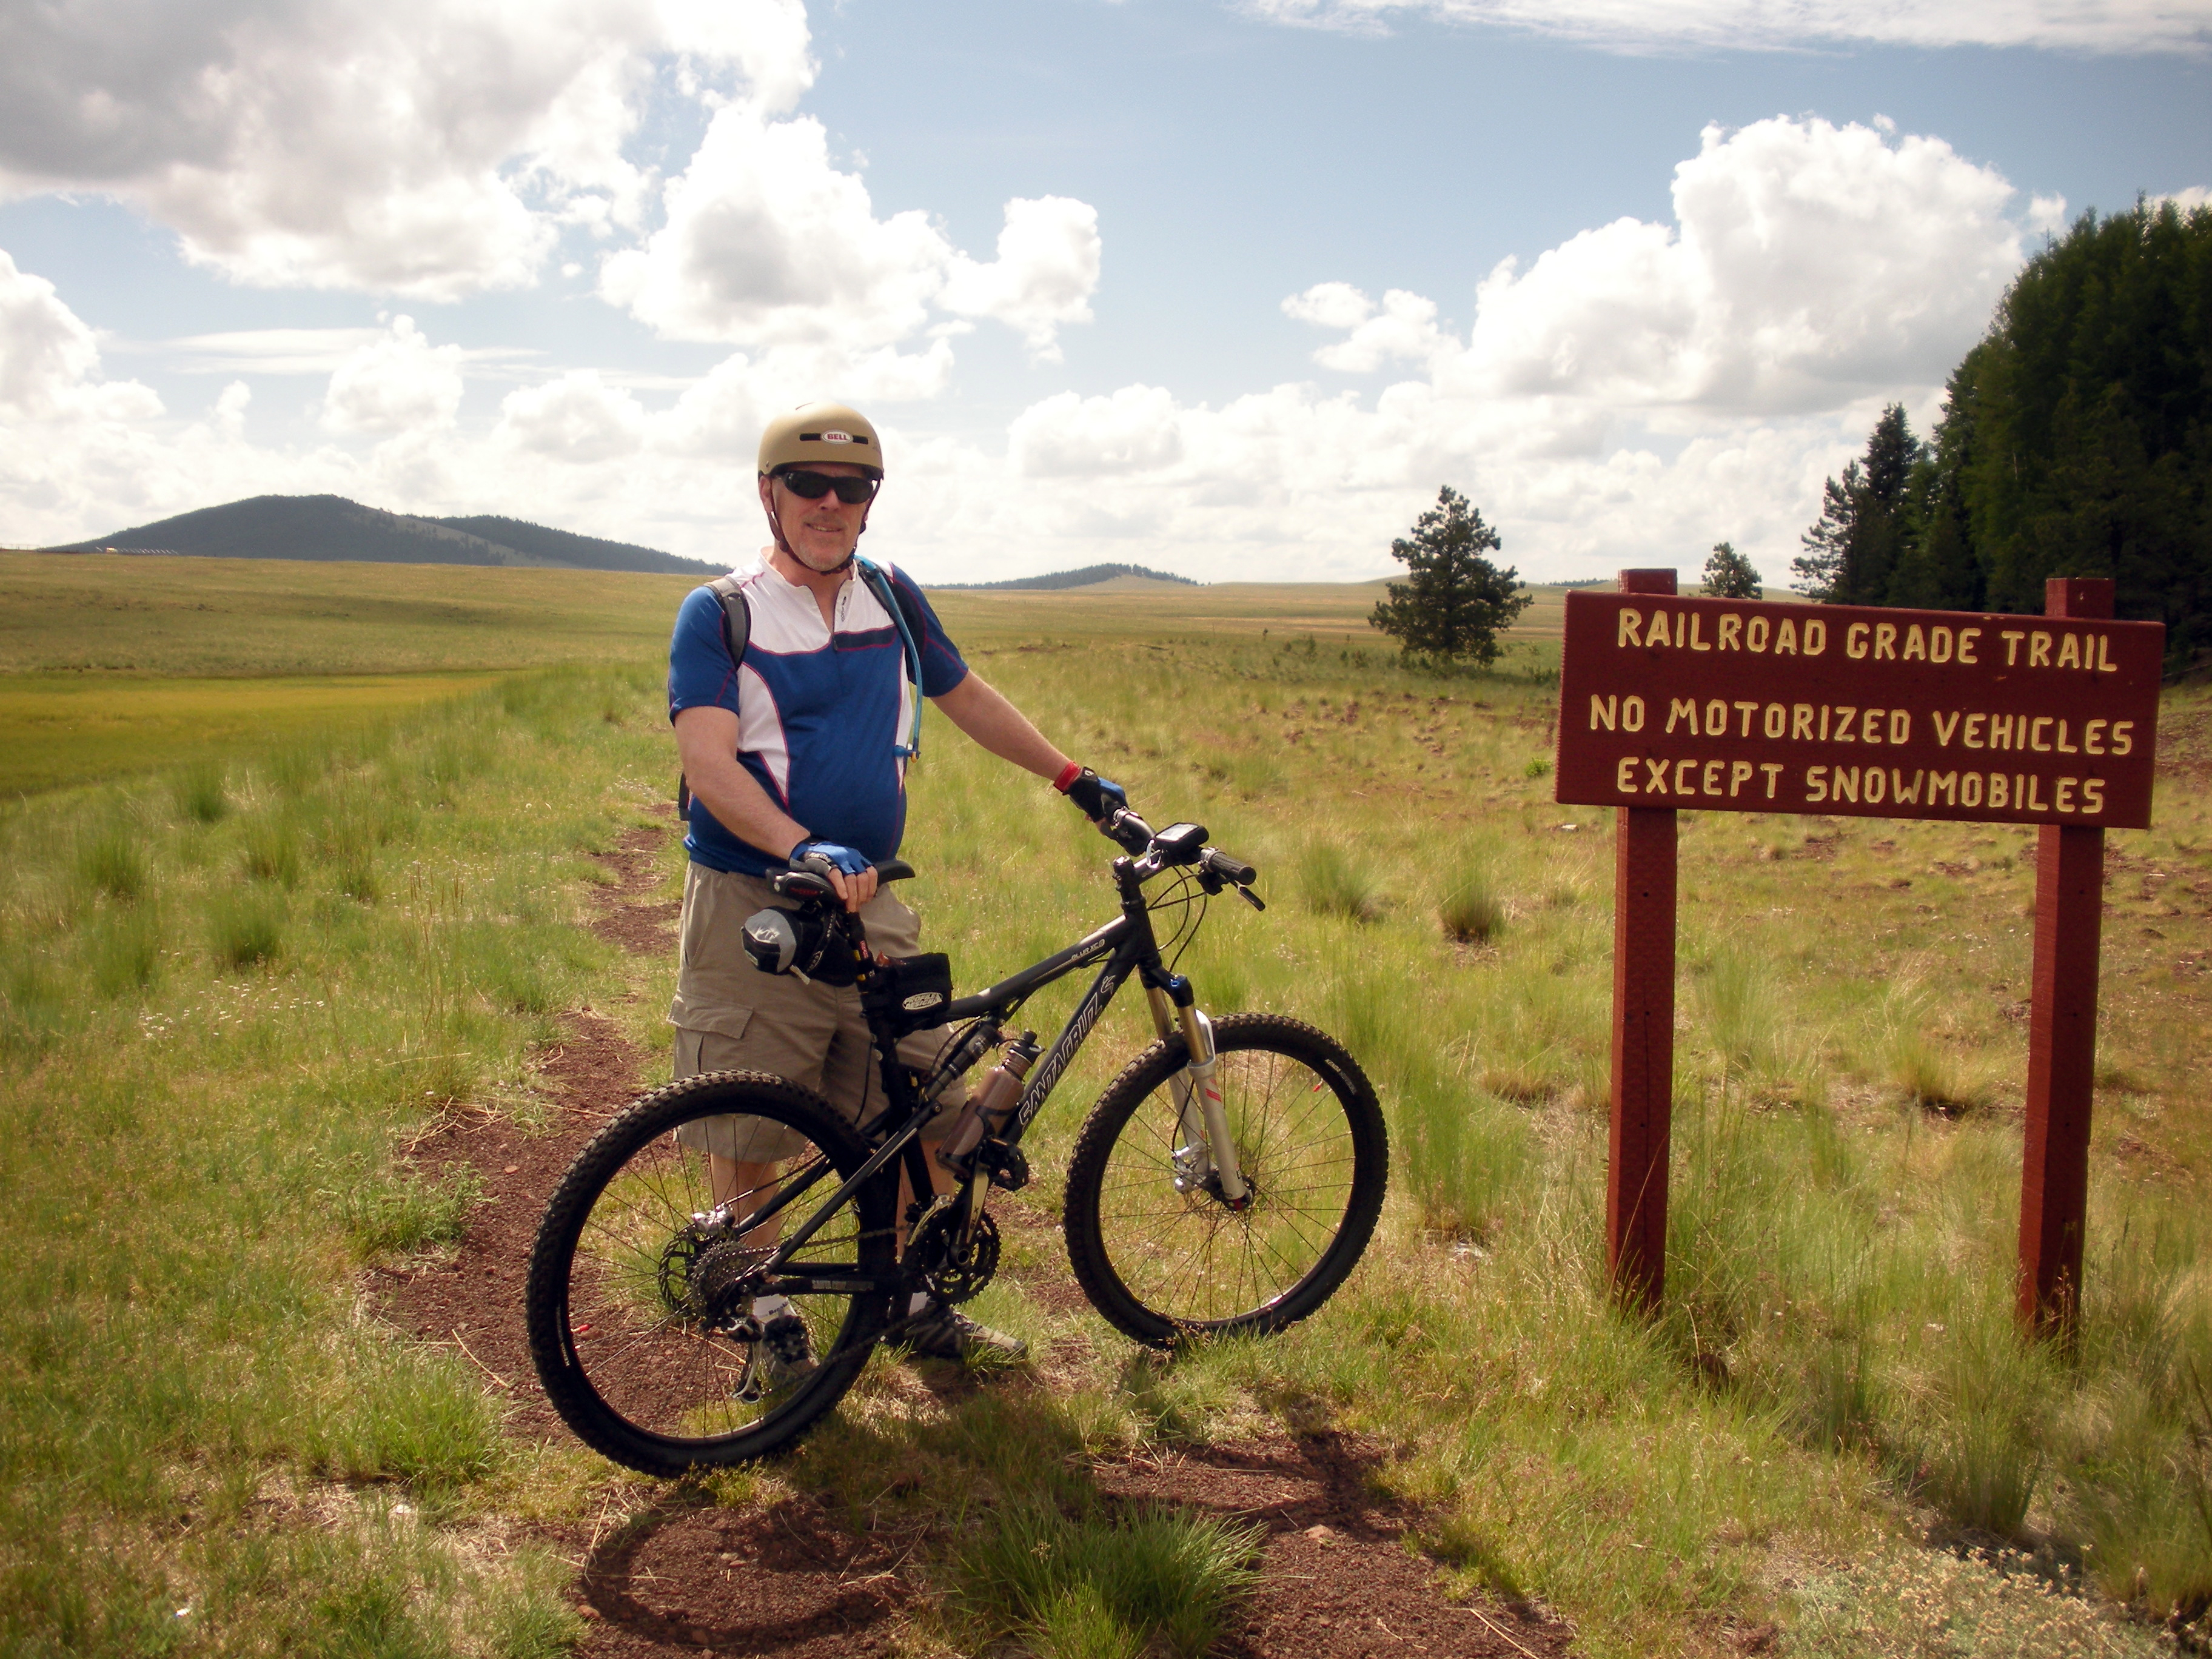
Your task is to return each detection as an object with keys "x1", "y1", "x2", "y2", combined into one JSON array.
[{"x1": 1, "y1": 552, "x2": 2205, "y2": 1657}]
